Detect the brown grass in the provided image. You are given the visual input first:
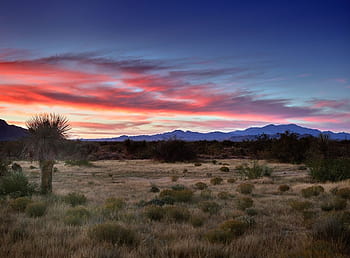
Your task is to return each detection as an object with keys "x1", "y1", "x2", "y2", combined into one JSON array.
[{"x1": 1, "y1": 159, "x2": 349, "y2": 257}]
